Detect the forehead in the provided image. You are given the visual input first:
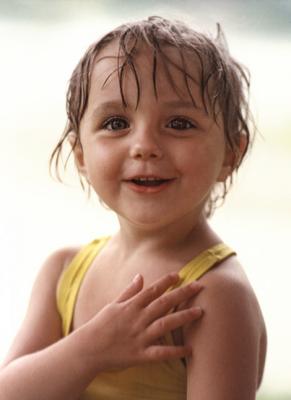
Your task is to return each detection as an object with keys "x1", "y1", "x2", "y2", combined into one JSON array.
[{"x1": 89, "y1": 40, "x2": 205, "y2": 109}]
